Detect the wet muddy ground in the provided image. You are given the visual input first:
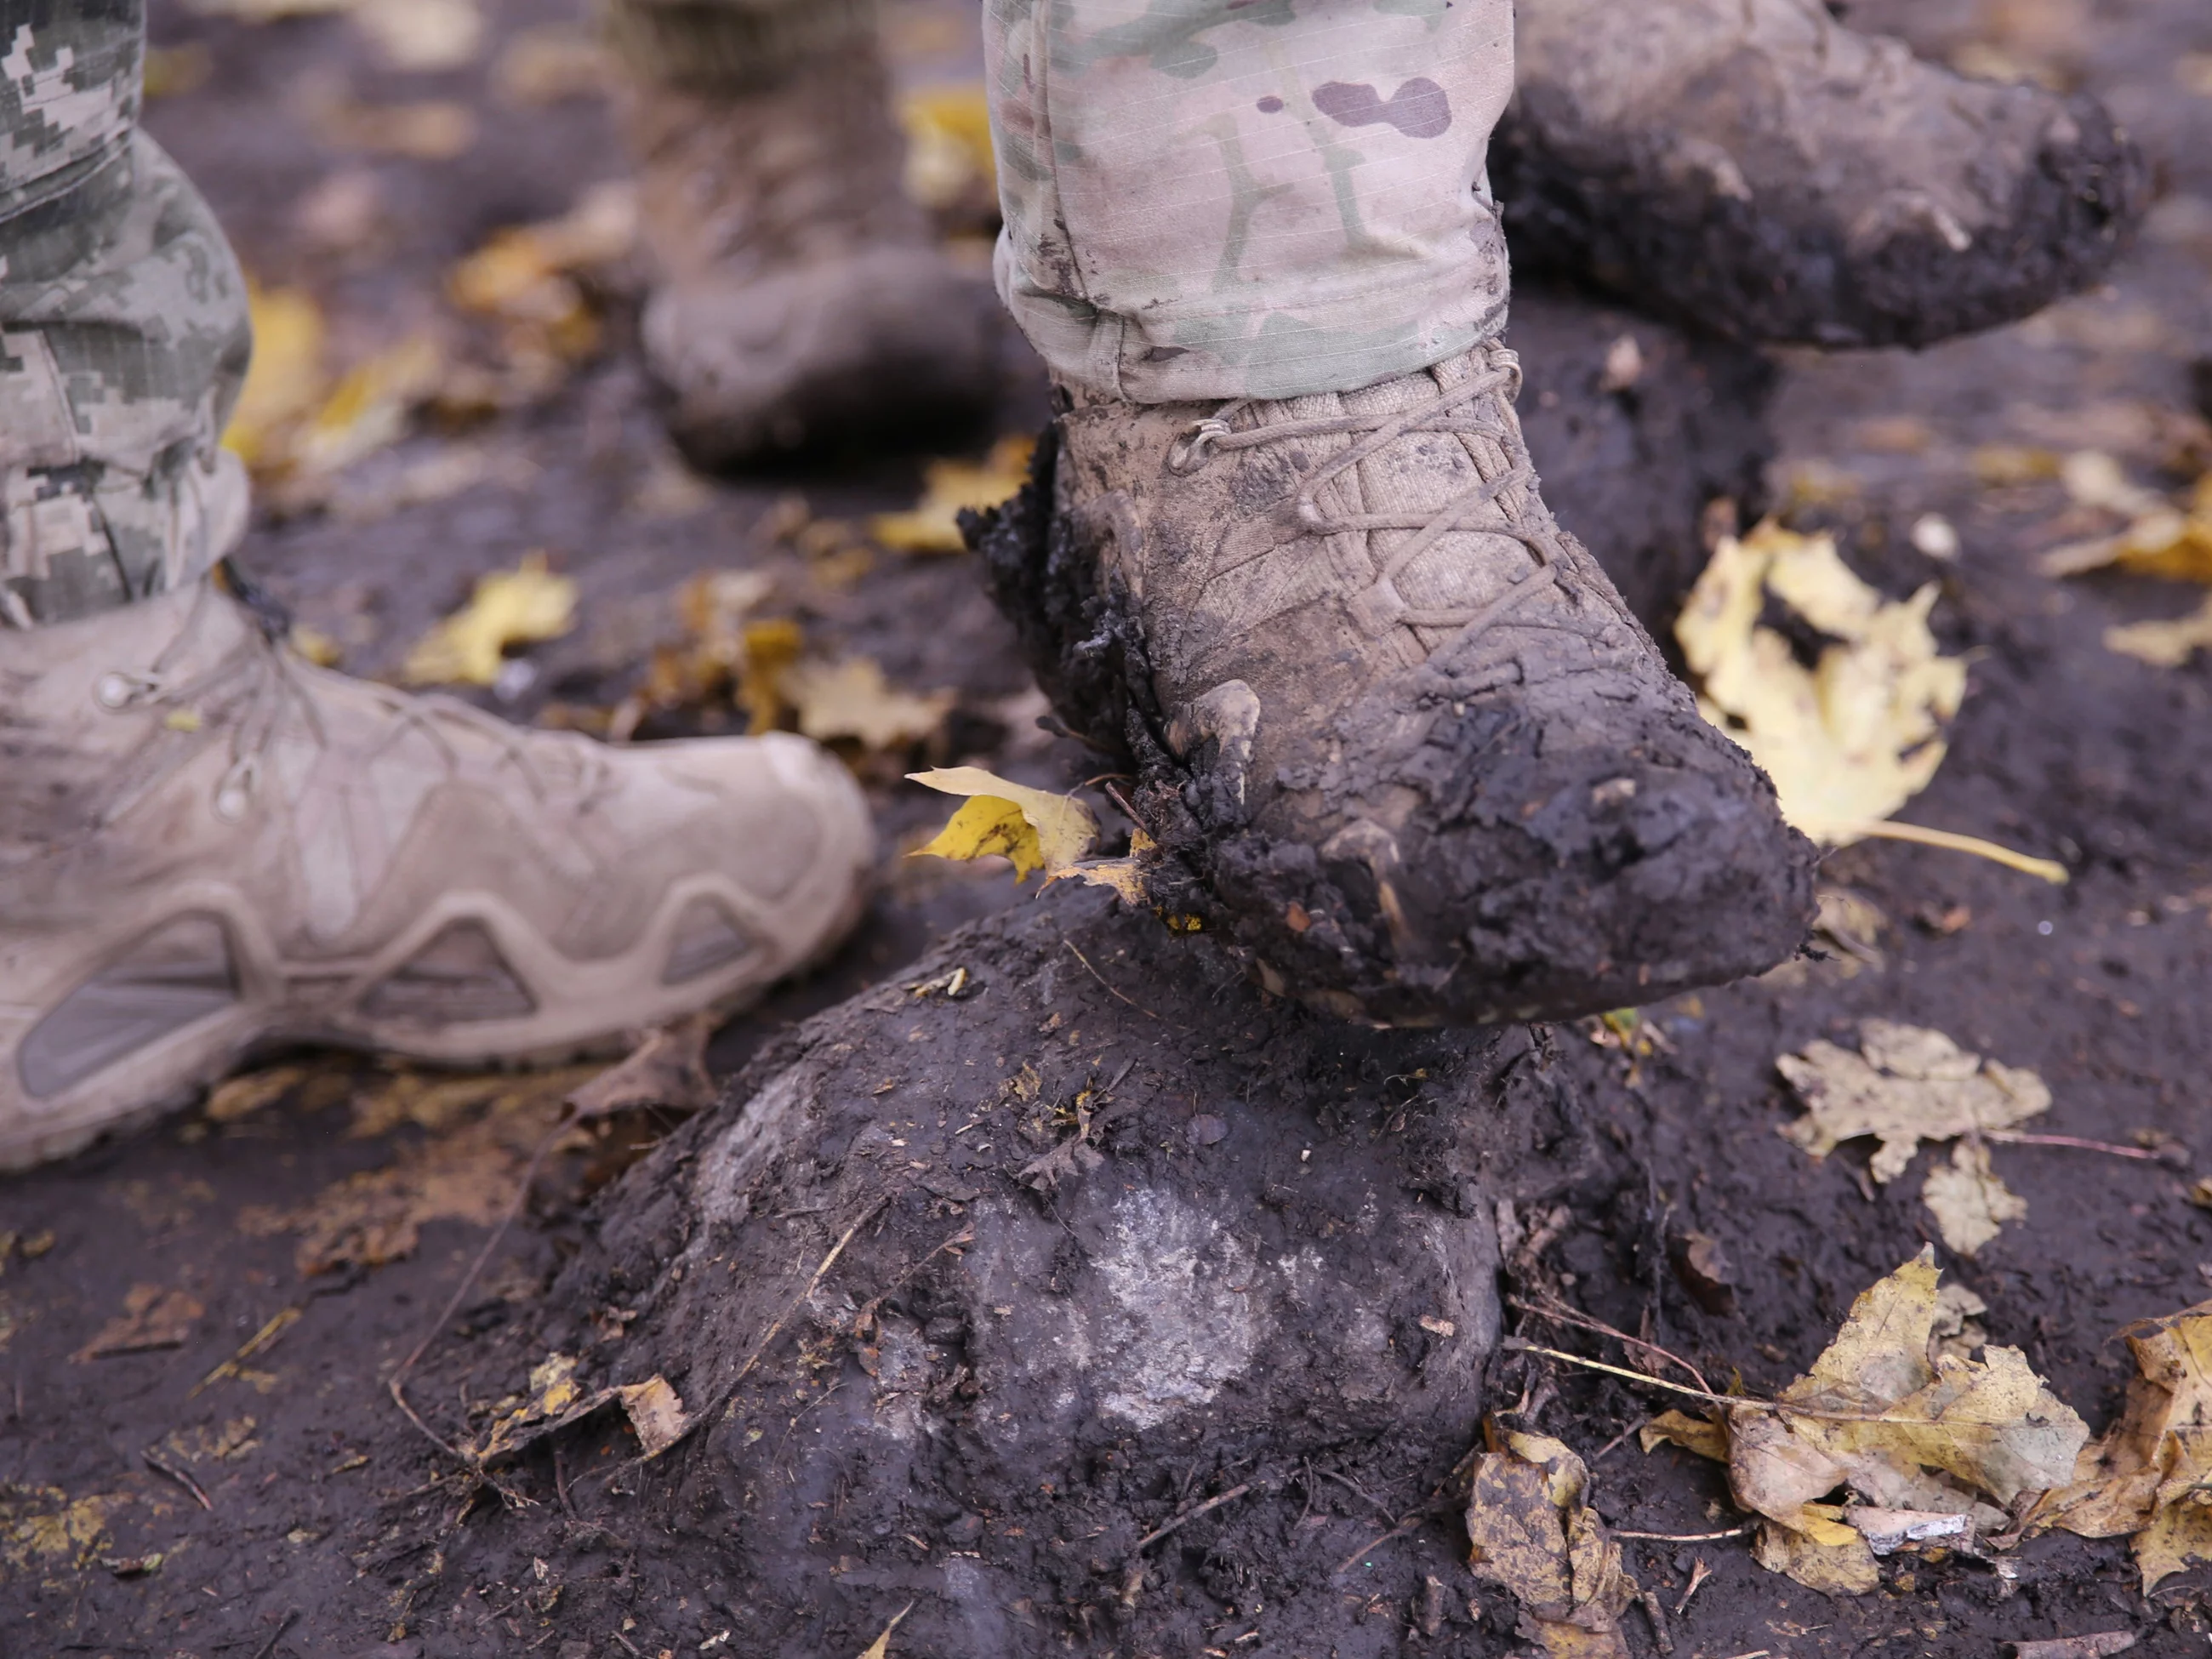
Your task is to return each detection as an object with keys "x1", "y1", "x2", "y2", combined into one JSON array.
[{"x1": 4, "y1": 0, "x2": 2212, "y2": 1654}]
